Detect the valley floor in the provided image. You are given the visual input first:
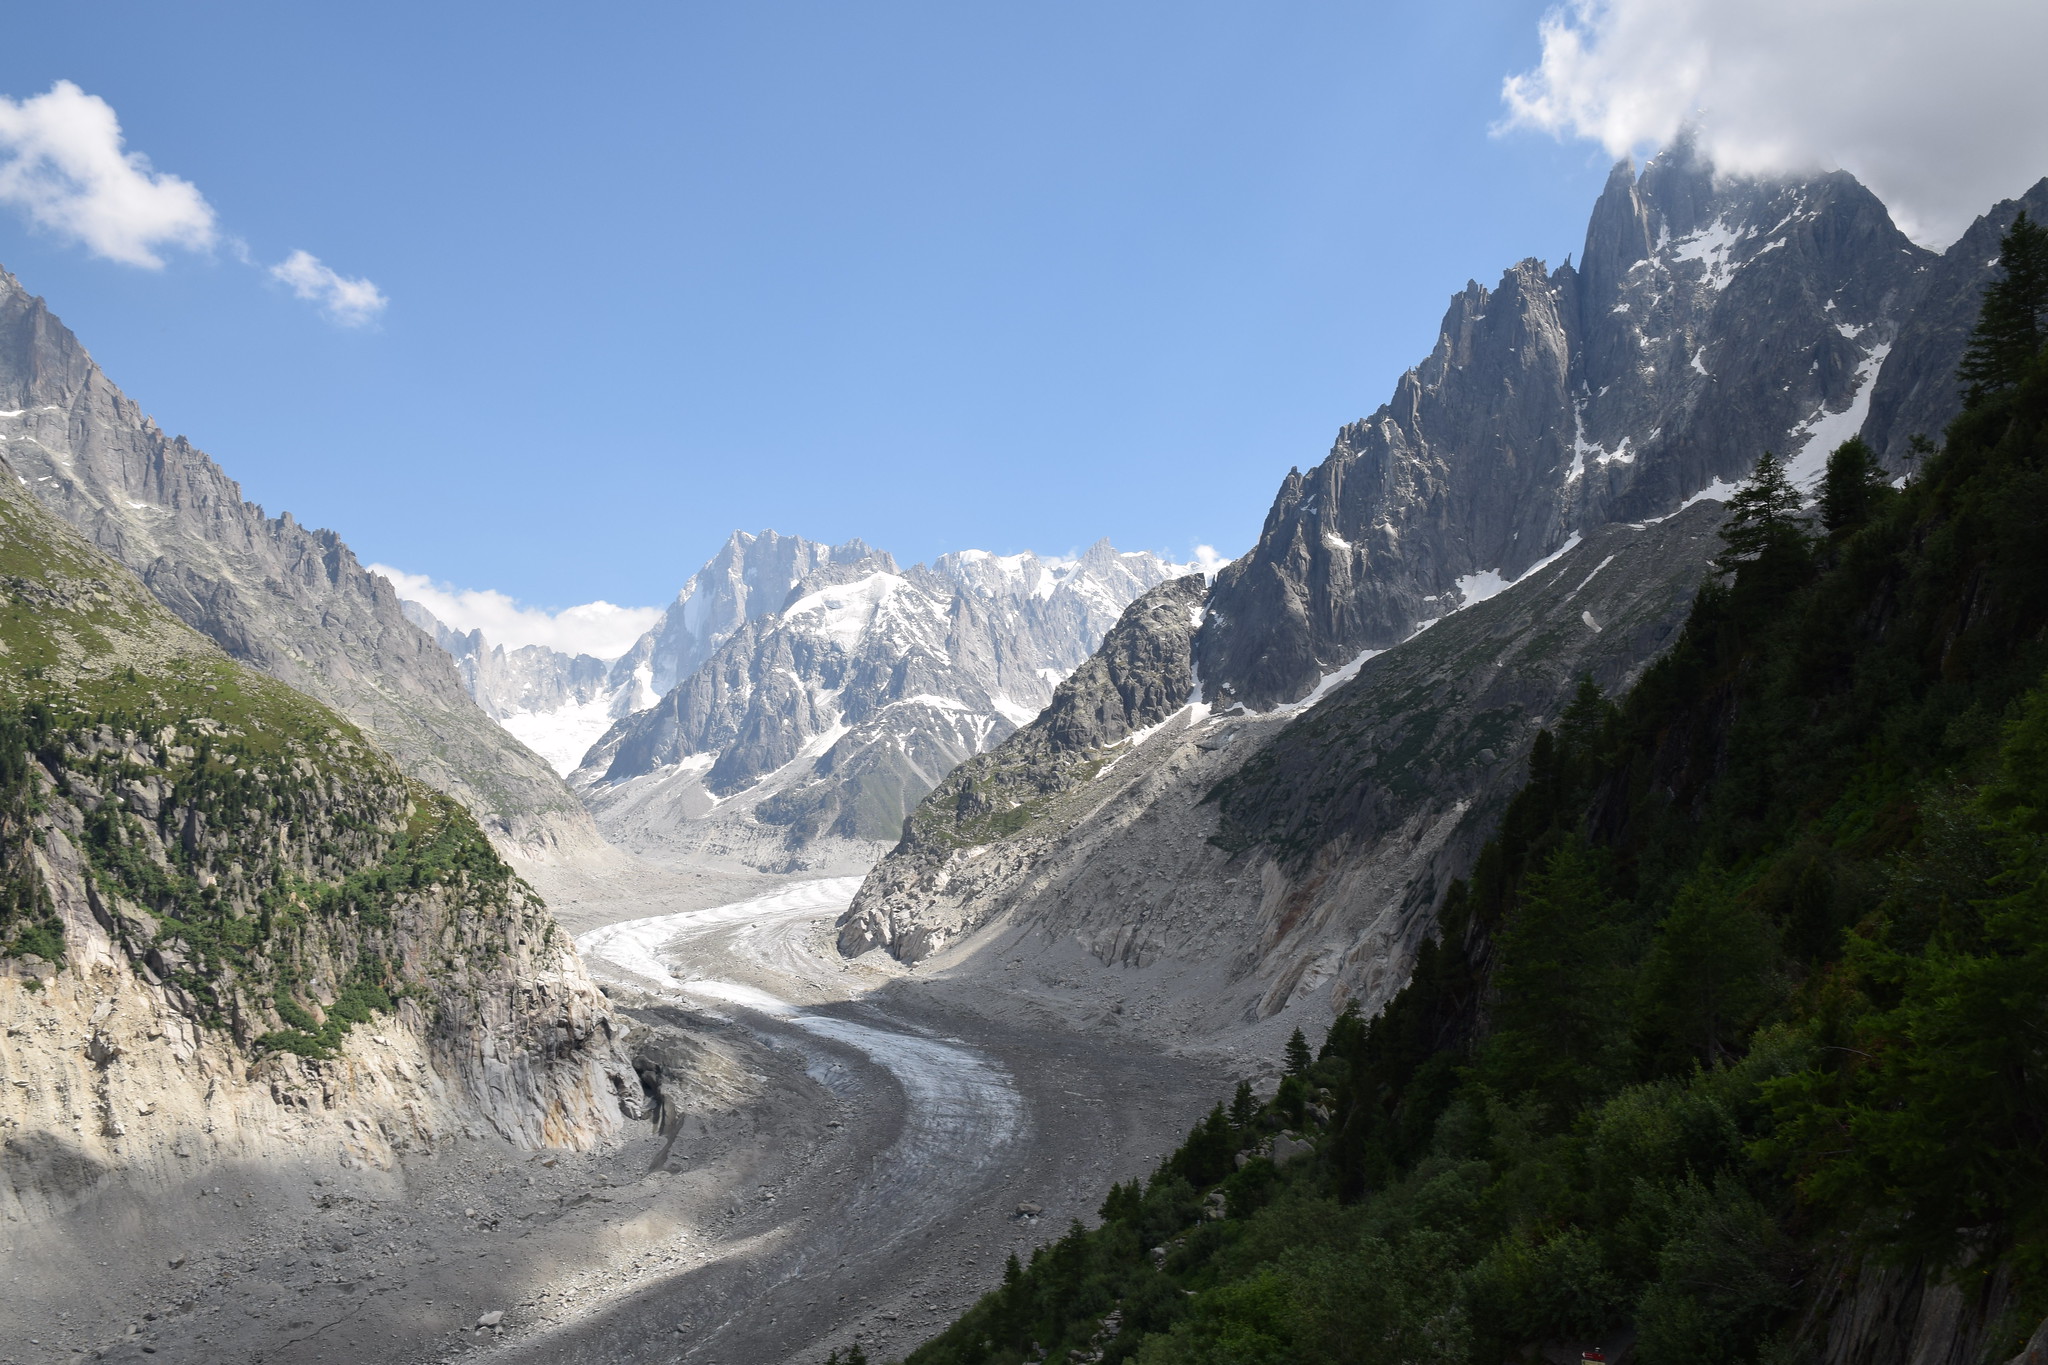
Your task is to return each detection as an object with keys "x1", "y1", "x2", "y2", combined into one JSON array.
[{"x1": 6, "y1": 858, "x2": 1228, "y2": 1365}]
